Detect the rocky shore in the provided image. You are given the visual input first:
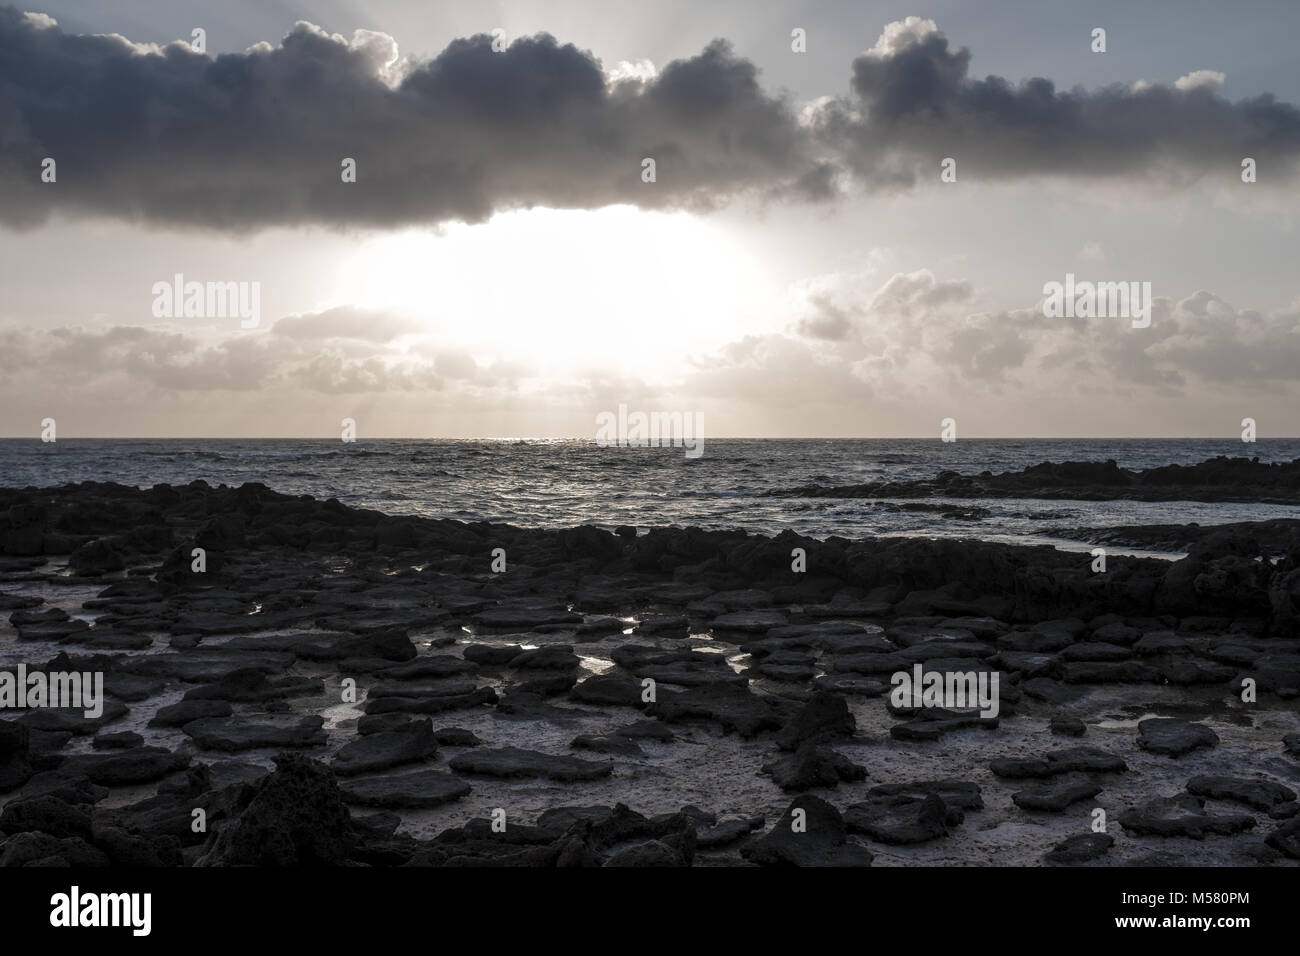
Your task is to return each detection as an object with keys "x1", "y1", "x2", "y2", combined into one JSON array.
[
  {"x1": 771, "y1": 455, "x2": 1300, "y2": 505},
  {"x1": 1, "y1": 479, "x2": 1298, "y2": 866}
]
